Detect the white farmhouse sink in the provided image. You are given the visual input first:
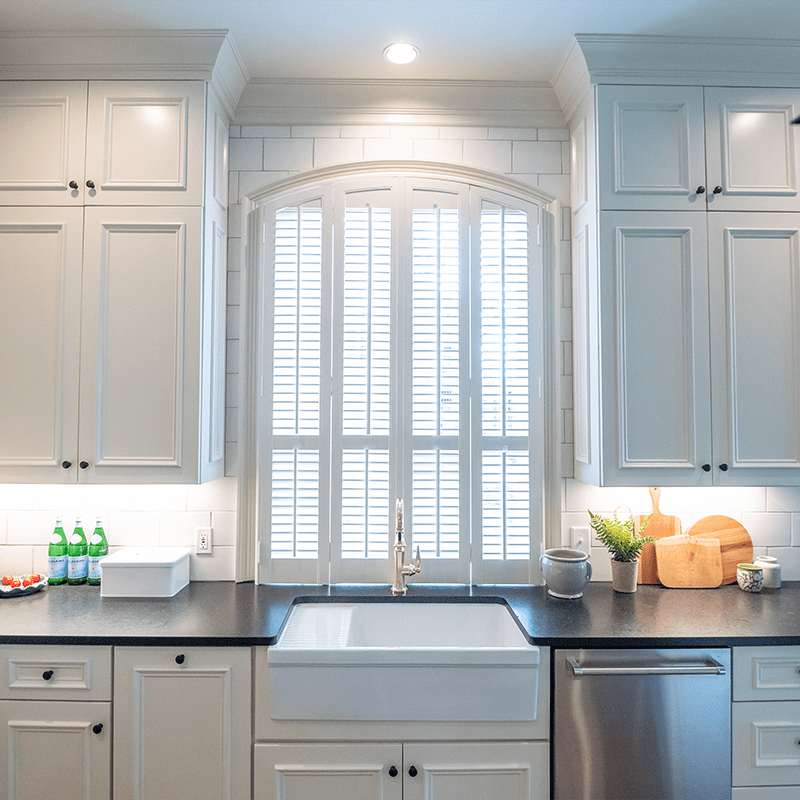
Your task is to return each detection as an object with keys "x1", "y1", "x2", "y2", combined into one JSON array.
[{"x1": 267, "y1": 602, "x2": 541, "y2": 722}]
